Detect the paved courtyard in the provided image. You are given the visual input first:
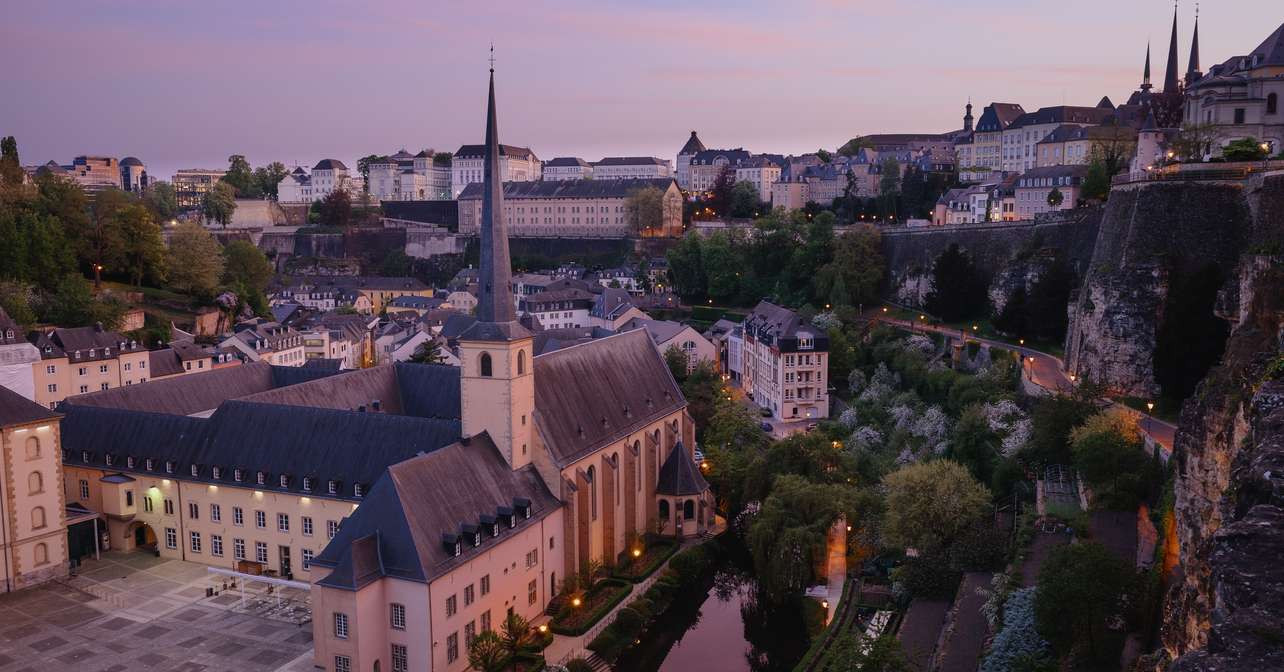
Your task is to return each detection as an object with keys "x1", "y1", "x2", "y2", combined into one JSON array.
[{"x1": 0, "y1": 552, "x2": 314, "y2": 672}]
